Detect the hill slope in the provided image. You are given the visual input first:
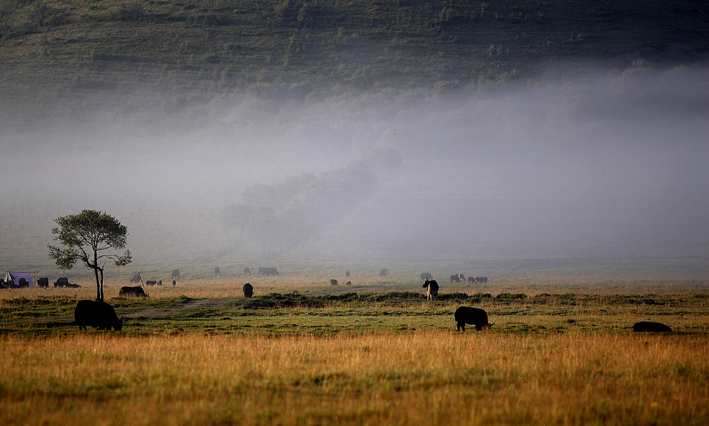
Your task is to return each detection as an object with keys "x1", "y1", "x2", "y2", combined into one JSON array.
[{"x1": 1, "y1": 0, "x2": 708, "y2": 122}]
